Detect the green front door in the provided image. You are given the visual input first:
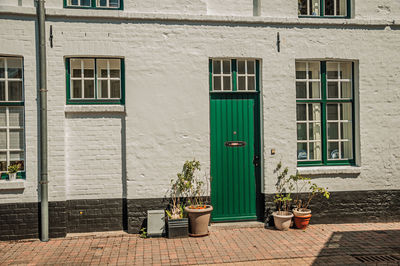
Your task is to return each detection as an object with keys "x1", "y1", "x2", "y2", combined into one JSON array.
[{"x1": 210, "y1": 93, "x2": 260, "y2": 221}]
